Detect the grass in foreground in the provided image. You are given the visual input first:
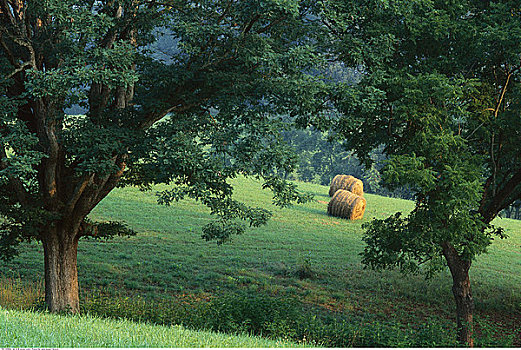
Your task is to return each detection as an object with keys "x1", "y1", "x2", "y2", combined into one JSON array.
[{"x1": 0, "y1": 307, "x2": 301, "y2": 348}]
